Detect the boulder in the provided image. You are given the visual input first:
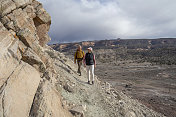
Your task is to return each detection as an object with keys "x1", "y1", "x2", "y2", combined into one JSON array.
[
  {"x1": 35, "y1": 7, "x2": 51, "y2": 24},
  {"x1": 11, "y1": 8, "x2": 36, "y2": 34},
  {"x1": 70, "y1": 105, "x2": 86, "y2": 117},
  {"x1": 33, "y1": 14, "x2": 51, "y2": 47},
  {"x1": 17, "y1": 28, "x2": 39, "y2": 51},
  {"x1": 63, "y1": 82, "x2": 75, "y2": 93},
  {"x1": 23, "y1": 5, "x2": 36, "y2": 18},
  {"x1": 21, "y1": 47, "x2": 46, "y2": 72}
]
